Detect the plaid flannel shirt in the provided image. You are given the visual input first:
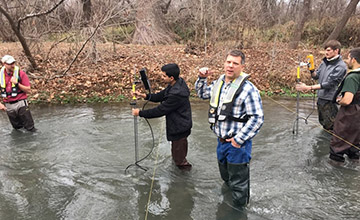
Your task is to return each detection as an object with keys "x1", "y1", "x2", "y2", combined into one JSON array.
[{"x1": 195, "y1": 76, "x2": 264, "y2": 145}]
